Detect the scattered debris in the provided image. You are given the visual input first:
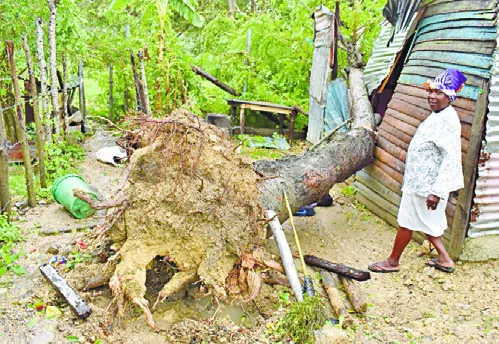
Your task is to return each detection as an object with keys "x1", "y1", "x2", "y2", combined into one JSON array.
[
  {"x1": 39, "y1": 264, "x2": 93, "y2": 319},
  {"x1": 304, "y1": 254, "x2": 371, "y2": 281},
  {"x1": 96, "y1": 146, "x2": 127, "y2": 166},
  {"x1": 320, "y1": 271, "x2": 354, "y2": 328}
]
